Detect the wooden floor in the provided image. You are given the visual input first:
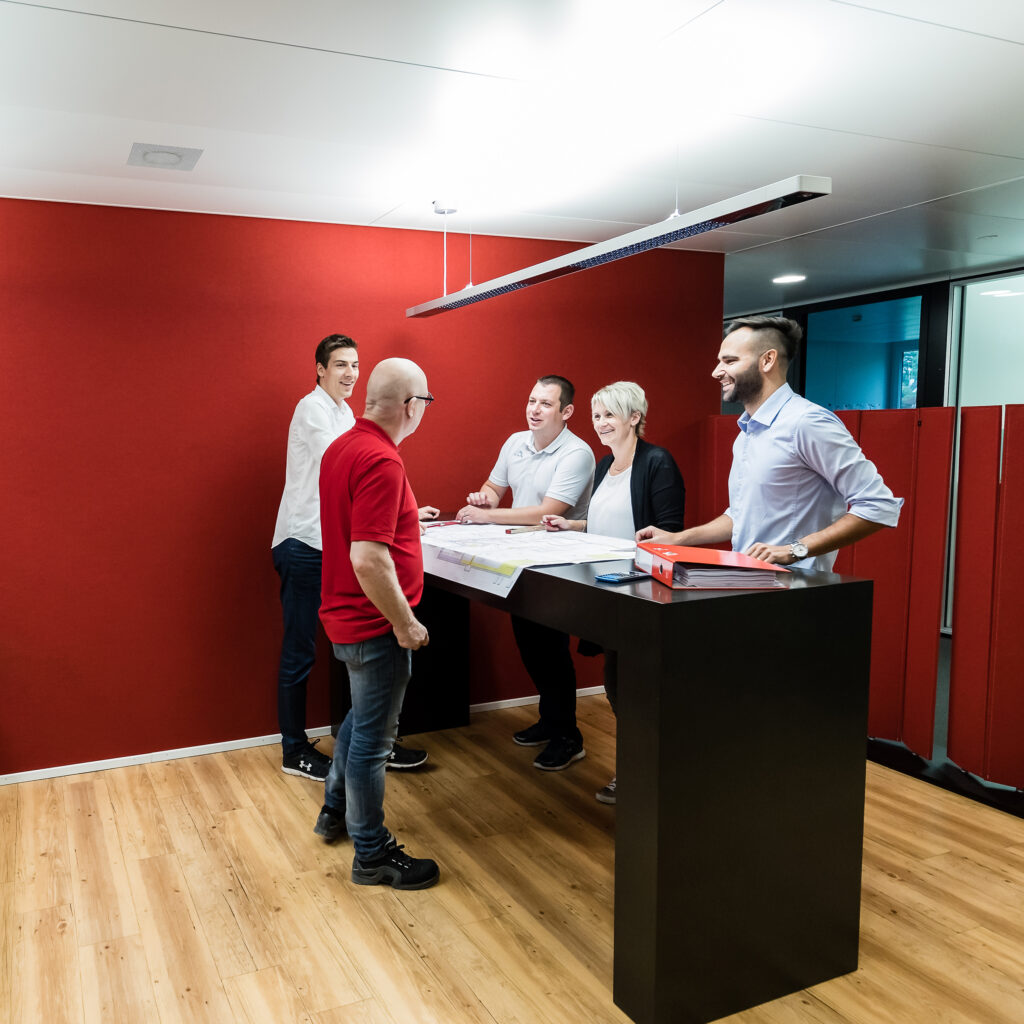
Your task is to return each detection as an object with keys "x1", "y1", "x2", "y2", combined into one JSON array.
[{"x1": 3, "y1": 696, "x2": 1024, "y2": 1024}]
